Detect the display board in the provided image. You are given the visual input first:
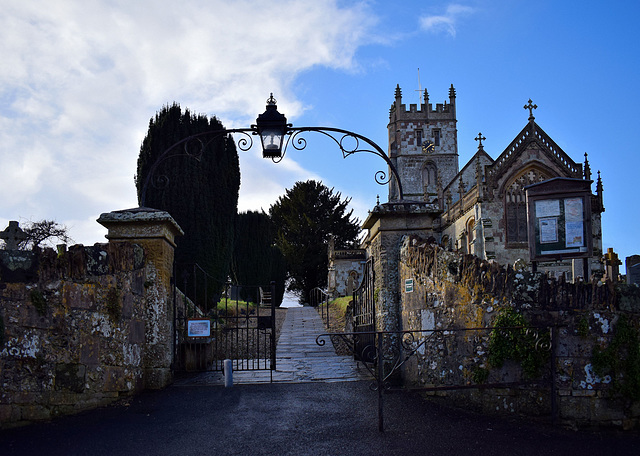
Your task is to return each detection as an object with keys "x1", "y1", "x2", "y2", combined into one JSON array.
[{"x1": 525, "y1": 178, "x2": 592, "y2": 261}]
